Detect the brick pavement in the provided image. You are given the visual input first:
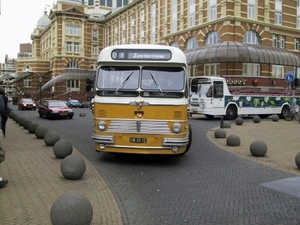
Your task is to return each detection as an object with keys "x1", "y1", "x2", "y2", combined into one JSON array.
[{"x1": 0, "y1": 118, "x2": 123, "y2": 225}]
